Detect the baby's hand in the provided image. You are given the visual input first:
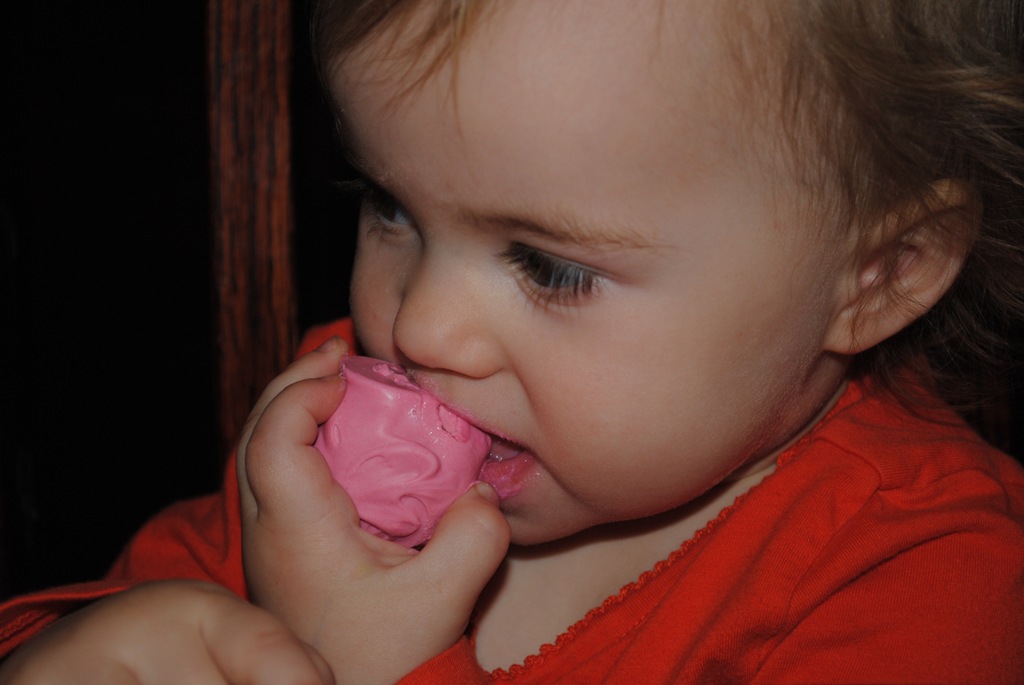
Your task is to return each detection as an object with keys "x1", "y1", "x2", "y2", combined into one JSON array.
[
  {"x1": 237, "y1": 338, "x2": 510, "y2": 684},
  {"x1": 0, "y1": 580, "x2": 333, "y2": 684}
]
